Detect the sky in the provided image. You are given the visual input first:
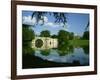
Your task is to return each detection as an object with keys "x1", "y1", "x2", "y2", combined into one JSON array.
[{"x1": 22, "y1": 11, "x2": 89, "y2": 36}]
